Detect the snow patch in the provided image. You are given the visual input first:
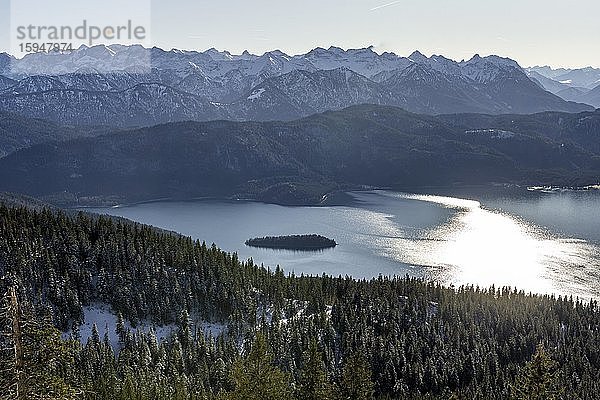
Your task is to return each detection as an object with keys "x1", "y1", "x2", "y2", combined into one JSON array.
[
  {"x1": 257, "y1": 300, "x2": 333, "y2": 326},
  {"x1": 247, "y1": 88, "x2": 265, "y2": 100},
  {"x1": 62, "y1": 303, "x2": 227, "y2": 349},
  {"x1": 465, "y1": 129, "x2": 515, "y2": 139},
  {"x1": 62, "y1": 303, "x2": 123, "y2": 347}
]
